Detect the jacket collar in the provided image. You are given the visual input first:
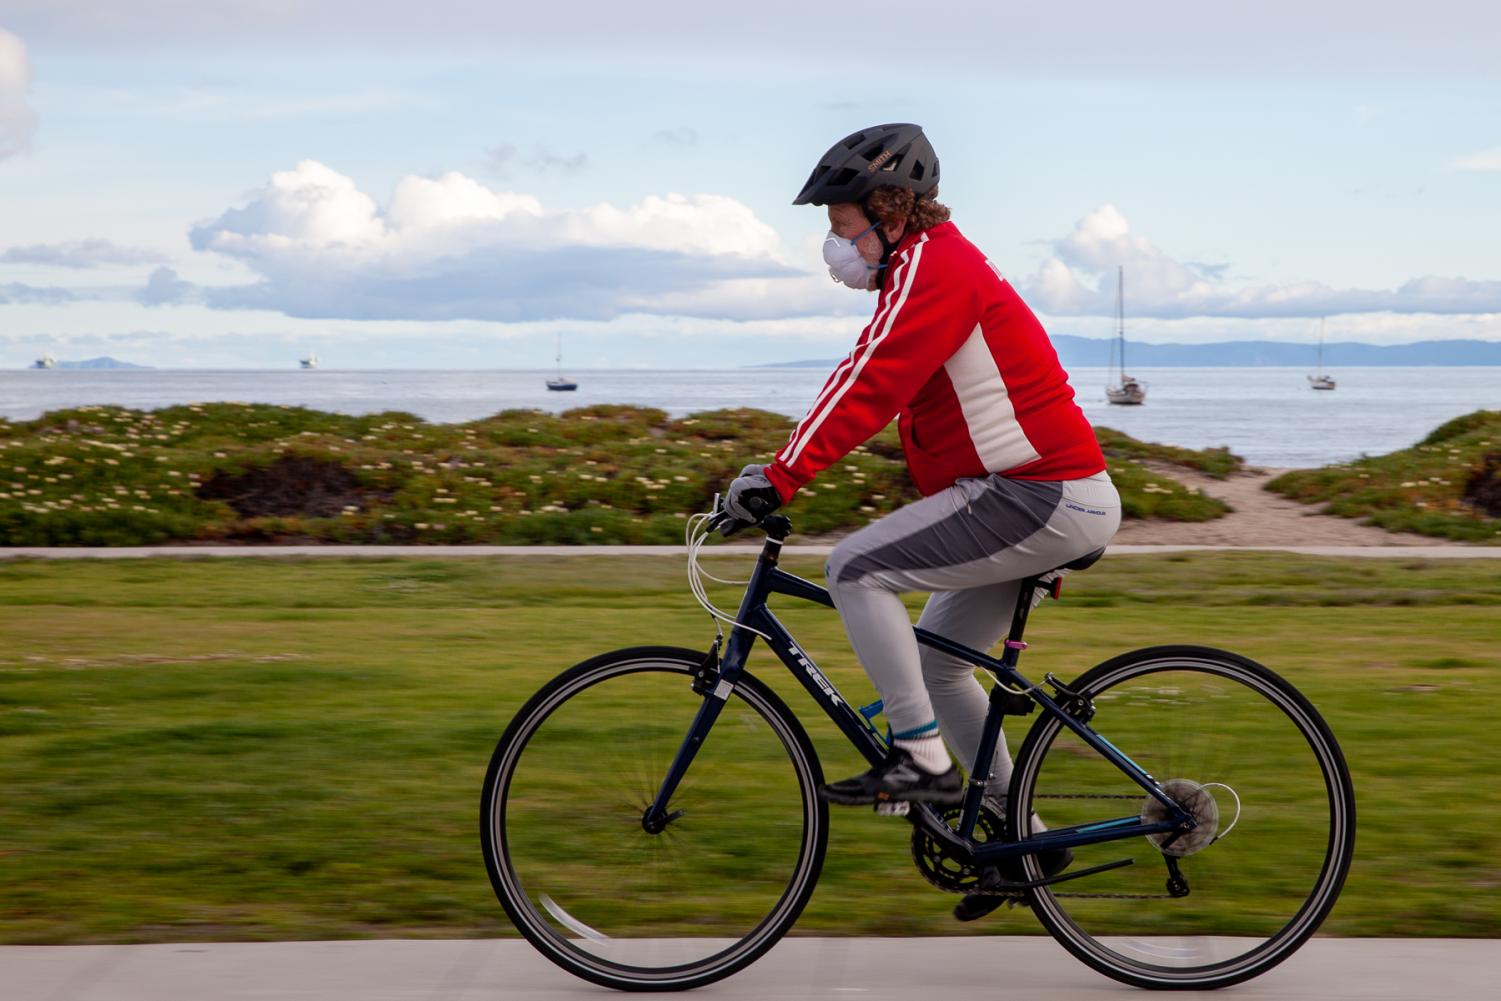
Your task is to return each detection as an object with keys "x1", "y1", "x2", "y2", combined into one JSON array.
[
  {"x1": 896, "y1": 219, "x2": 954, "y2": 257},
  {"x1": 879, "y1": 221, "x2": 954, "y2": 291}
]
